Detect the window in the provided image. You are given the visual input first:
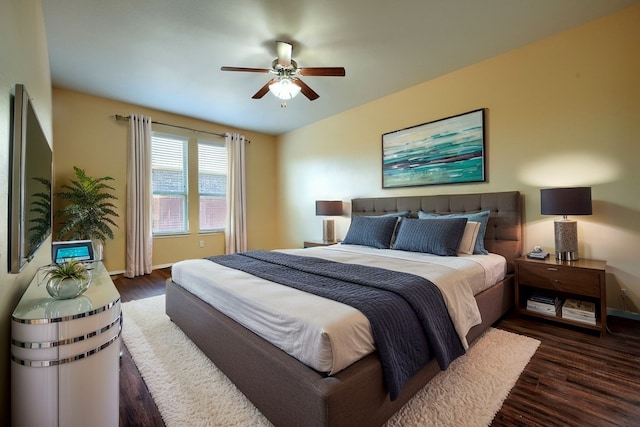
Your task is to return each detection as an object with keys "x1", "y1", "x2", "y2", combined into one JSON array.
[
  {"x1": 152, "y1": 133, "x2": 188, "y2": 234},
  {"x1": 198, "y1": 140, "x2": 227, "y2": 231}
]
